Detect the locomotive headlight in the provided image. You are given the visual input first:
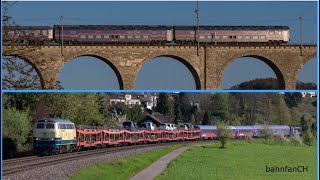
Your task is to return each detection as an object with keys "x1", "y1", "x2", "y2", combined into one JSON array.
[
  {"x1": 35, "y1": 137, "x2": 39, "y2": 140},
  {"x1": 51, "y1": 138, "x2": 55, "y2": 141}
]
